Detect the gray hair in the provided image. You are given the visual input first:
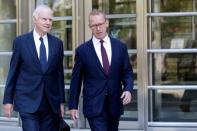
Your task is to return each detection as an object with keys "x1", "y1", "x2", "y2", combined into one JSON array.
[{"x1": 33, "y1": 5, "x2": 53, "y2": 18}]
